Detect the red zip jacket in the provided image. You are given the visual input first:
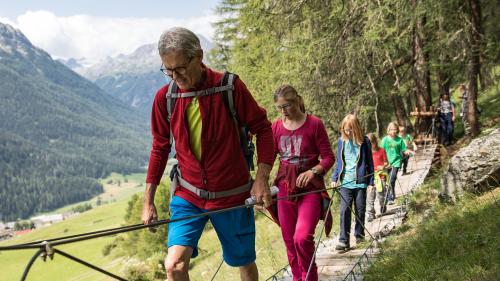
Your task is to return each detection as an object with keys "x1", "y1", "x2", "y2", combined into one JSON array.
[{"x1": 146, "y1": 67, "x2": 274, "y2": 210}]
